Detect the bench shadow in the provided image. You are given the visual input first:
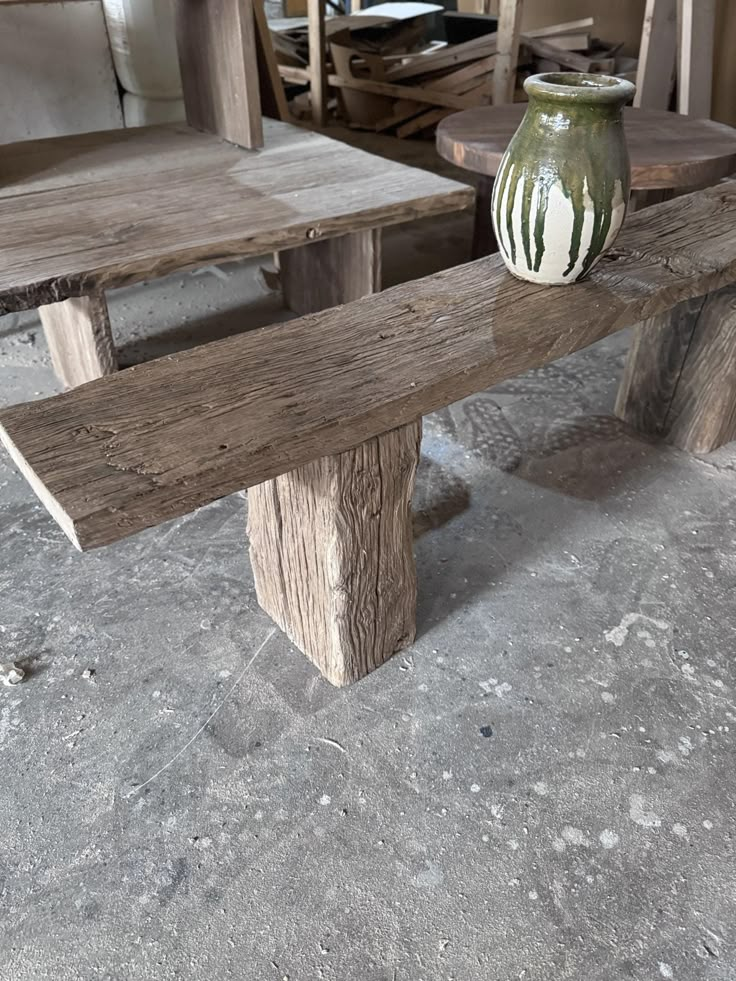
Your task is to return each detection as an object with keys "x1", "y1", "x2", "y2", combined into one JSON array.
[{"x1": 414, "y1": 375, "x2": 659, "y2": 637}]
